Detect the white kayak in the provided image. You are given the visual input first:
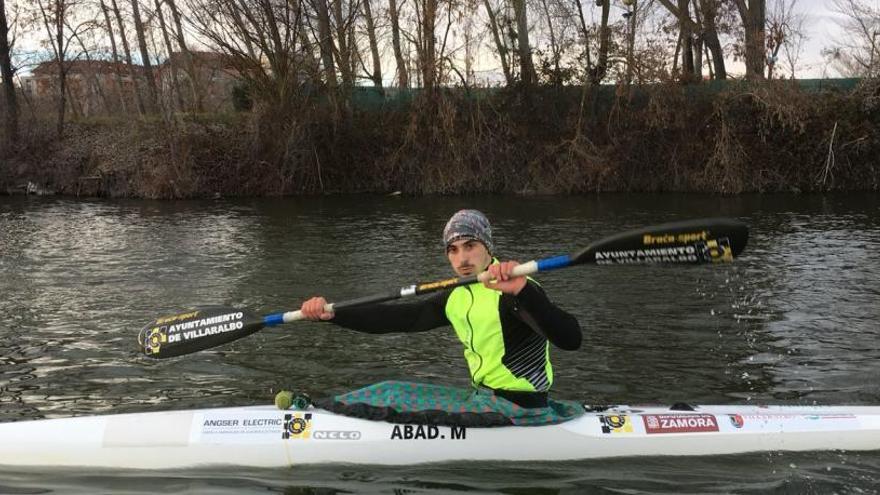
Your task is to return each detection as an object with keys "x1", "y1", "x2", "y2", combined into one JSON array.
[{"x1": 2, "y1": 403, "x2": 880, "y2": 469}]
